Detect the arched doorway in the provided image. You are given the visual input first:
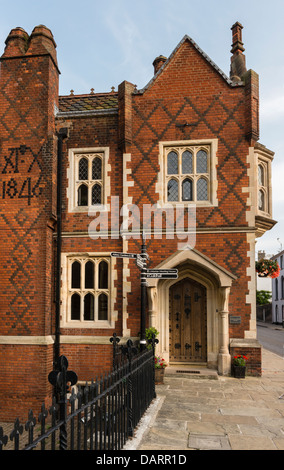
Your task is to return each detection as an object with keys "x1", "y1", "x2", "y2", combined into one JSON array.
[
  {"x1": 146, "y1": 248, "x2": 237, "y2": 375},
  {"x1": 169, "y1": 278, "x2": 207, "y2": 363}
]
